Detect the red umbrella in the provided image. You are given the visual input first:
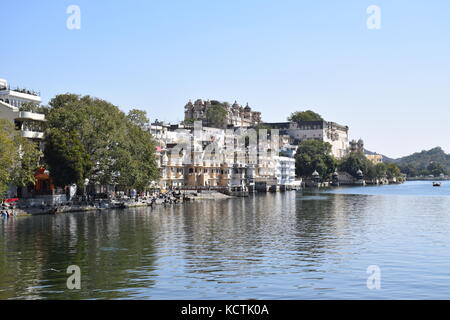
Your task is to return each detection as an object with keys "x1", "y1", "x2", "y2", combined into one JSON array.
[{"x1": 5, "y1": 198, "x2": 19, "y2": 203}]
